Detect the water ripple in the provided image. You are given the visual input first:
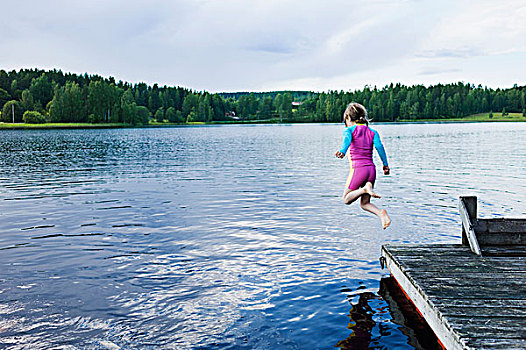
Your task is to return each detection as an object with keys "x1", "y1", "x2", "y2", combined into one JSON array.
[{"x1": 0, "y1": 124, "x2": 525, "y2": 349}]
